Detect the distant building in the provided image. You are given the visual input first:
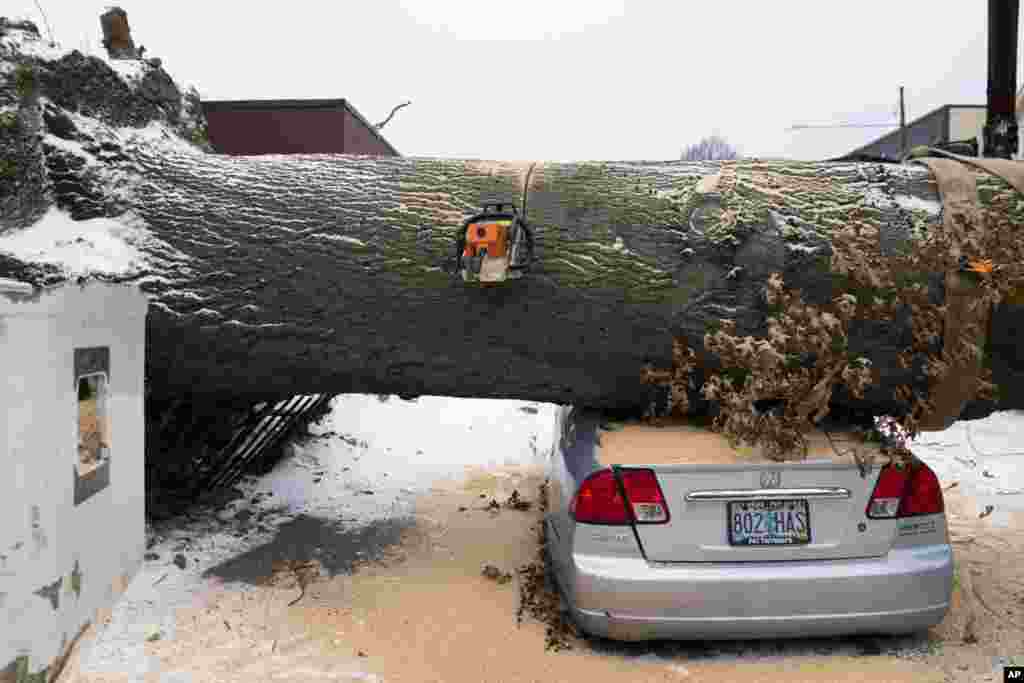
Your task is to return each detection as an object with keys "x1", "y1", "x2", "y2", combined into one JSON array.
[
  {"x1": 201, "y1": 98, "x2": 399, "y2": 157},
  {"x1": 837, "y1": 101, "x2": 1024, "y2": 161},
  {"x1": 834, "y1": 104, "x2": 986, "y2": 161}
]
